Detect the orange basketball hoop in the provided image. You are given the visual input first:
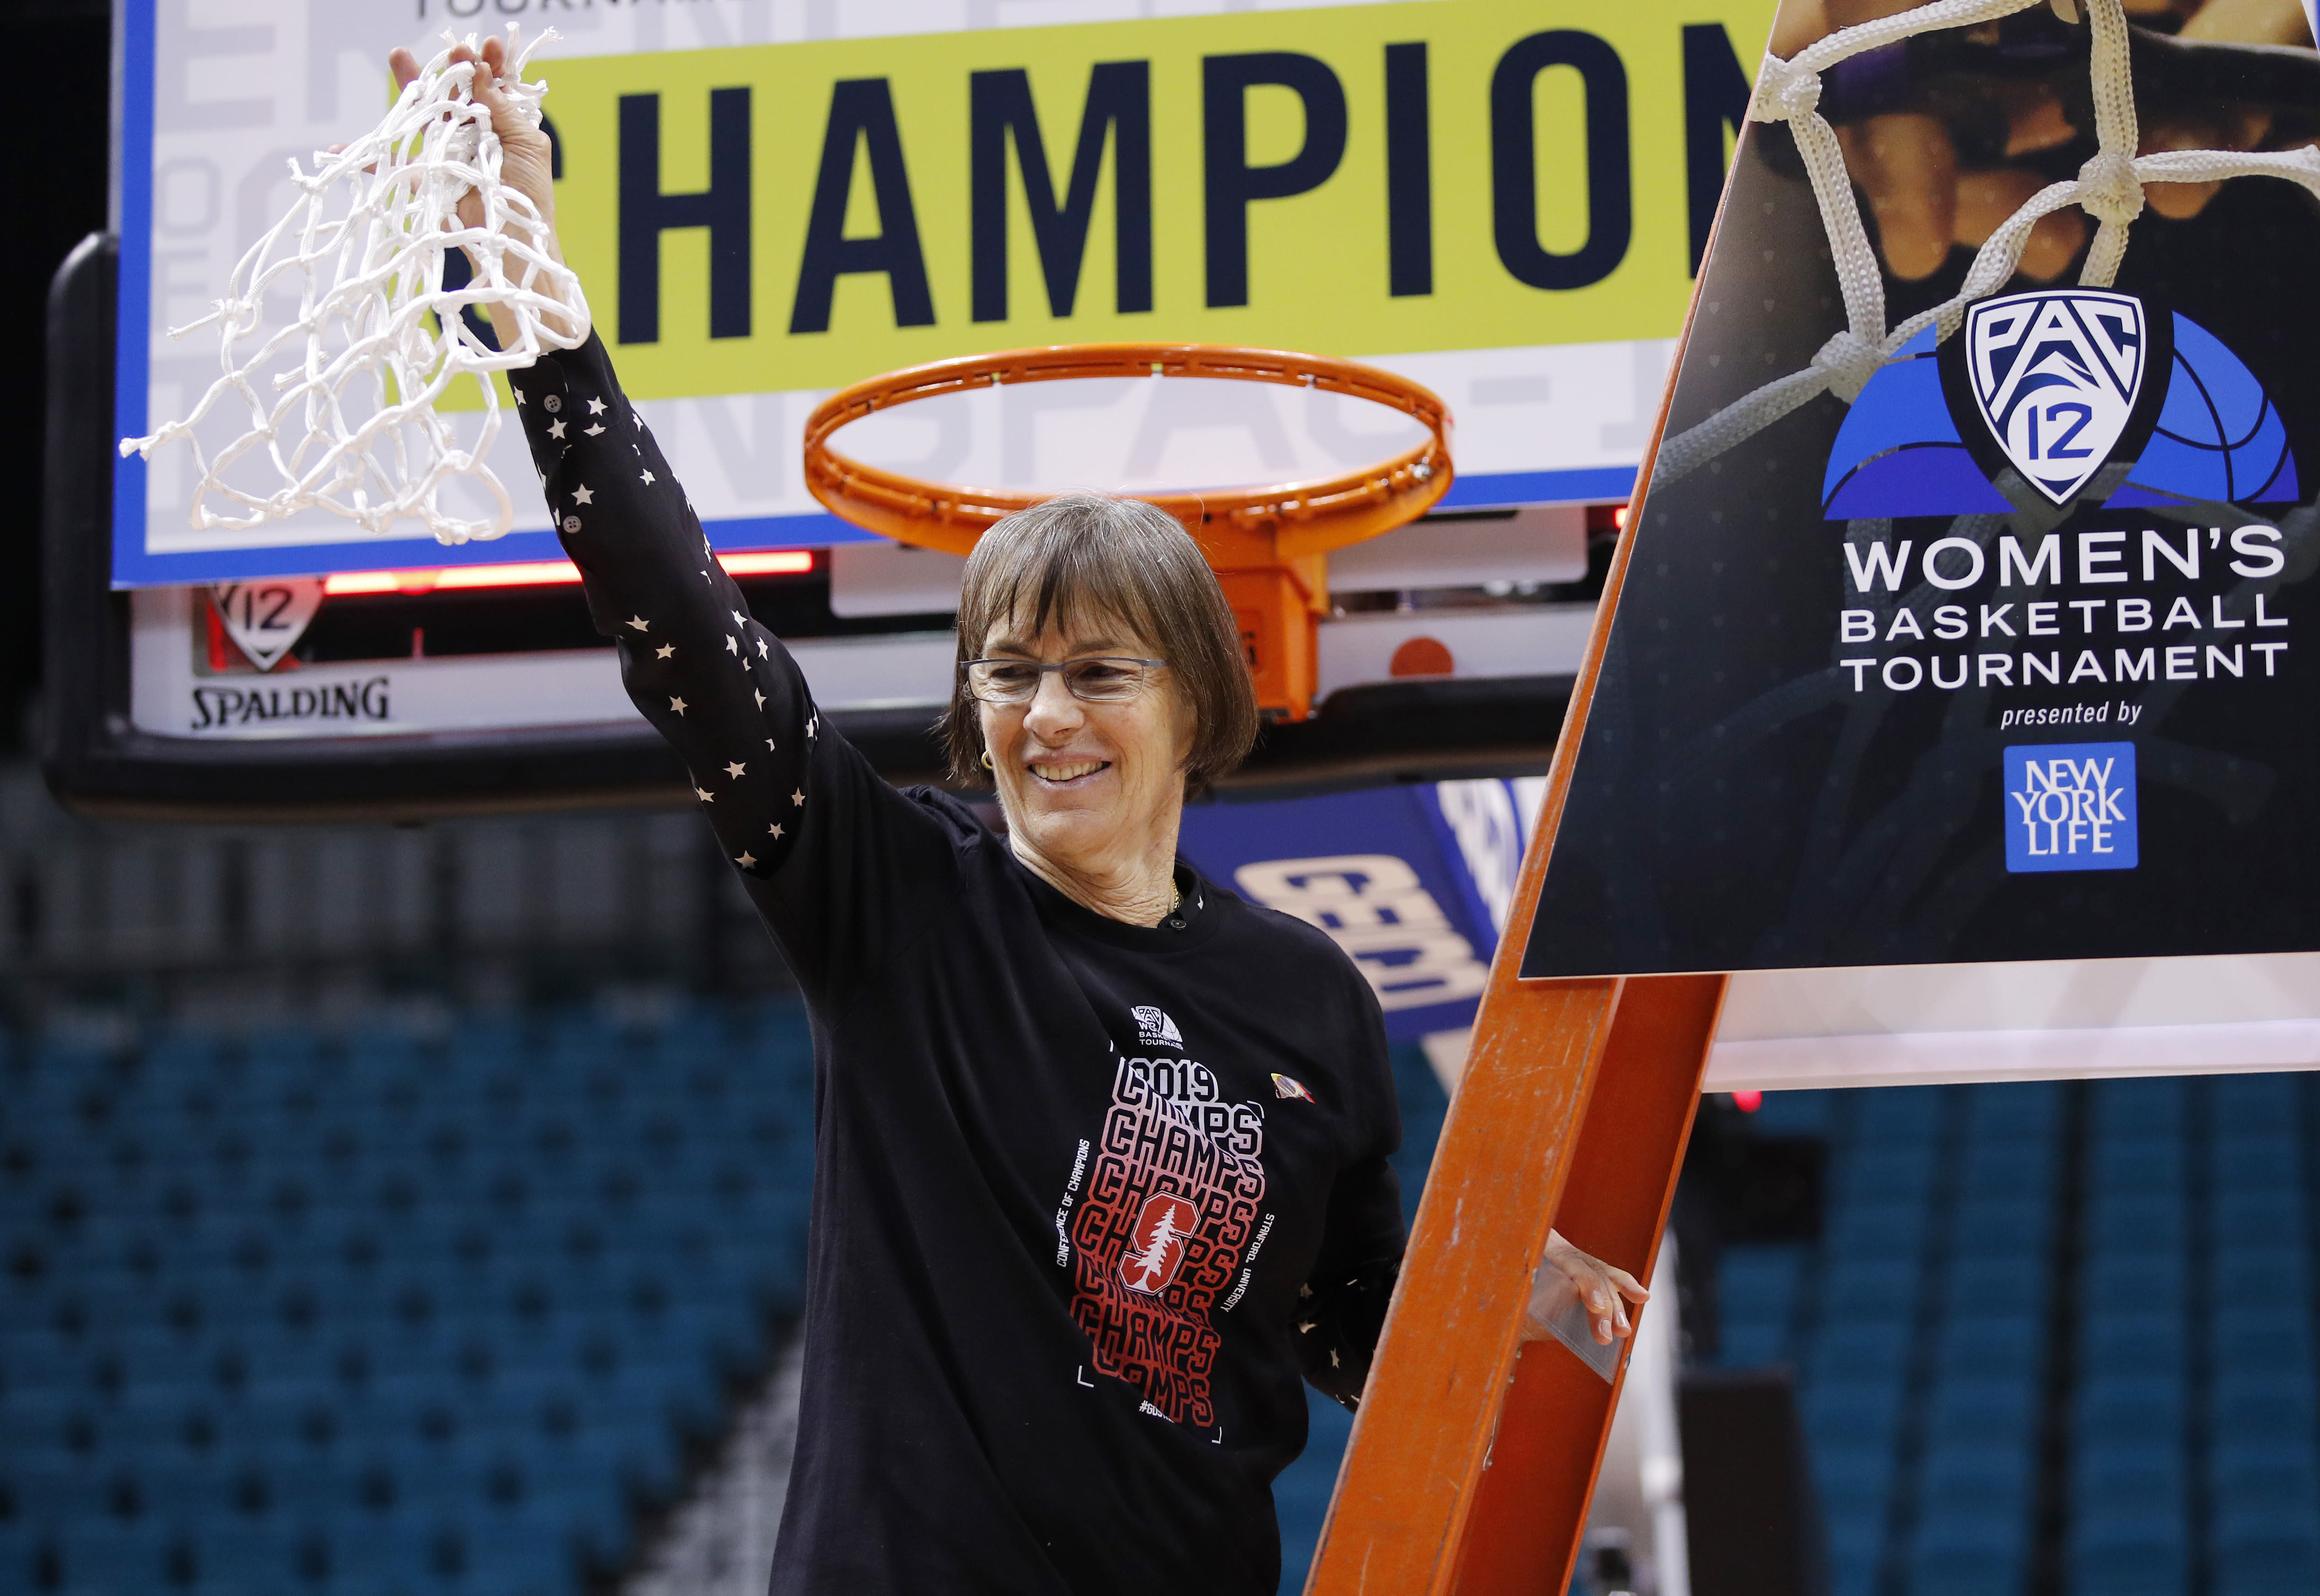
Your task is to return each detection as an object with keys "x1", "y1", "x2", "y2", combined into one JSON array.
[{"x1": 801, "y1": 344, "x2": 1454, "y2": 720}]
